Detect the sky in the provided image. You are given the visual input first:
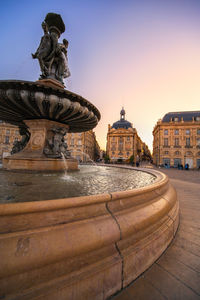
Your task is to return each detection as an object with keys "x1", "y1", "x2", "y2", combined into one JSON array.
[{"x1": 1, "y1": 0, "x2": 200, "y2": 151}]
